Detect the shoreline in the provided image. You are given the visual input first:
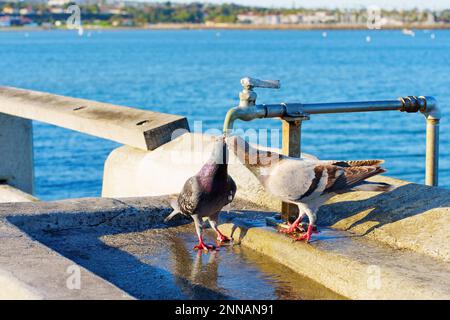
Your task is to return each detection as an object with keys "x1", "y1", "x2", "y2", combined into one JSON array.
[{"x1": 1, "y1": 23, "x2": 450, "y2": 32}]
